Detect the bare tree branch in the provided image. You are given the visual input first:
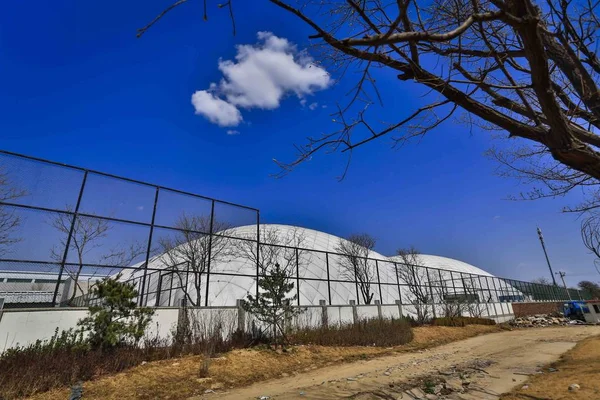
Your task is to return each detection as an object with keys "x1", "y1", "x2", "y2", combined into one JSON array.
[
  {"x1": 139, "y1": 0, "x2": 600, "y2": 213},
  {"x1": 0, "y1": 167, "x2": 27, "y2": 256}
]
